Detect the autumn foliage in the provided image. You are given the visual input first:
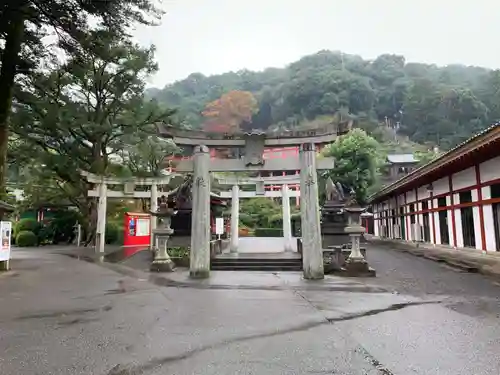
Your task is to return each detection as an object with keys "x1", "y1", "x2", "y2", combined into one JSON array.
[{"x1": 202, "y1": 90, "x2": 258, "y2": 133}]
